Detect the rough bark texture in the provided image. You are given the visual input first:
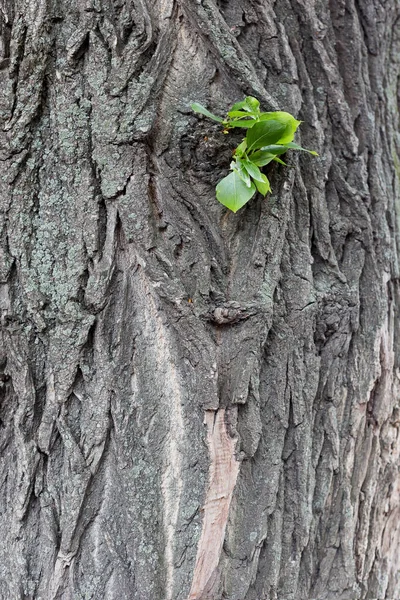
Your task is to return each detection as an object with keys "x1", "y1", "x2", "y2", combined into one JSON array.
[{"x1": 0, "y1": 0, "x2": 400, "y2": 598}]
